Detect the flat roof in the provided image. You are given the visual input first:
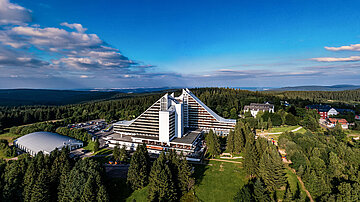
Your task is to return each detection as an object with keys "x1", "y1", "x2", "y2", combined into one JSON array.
[
  {"x1": 113, "y1": 120, "x2": 135, "y2": 126},
  {"x1": 172, "y1": 129, "x2": 203, "y2": 144}
]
